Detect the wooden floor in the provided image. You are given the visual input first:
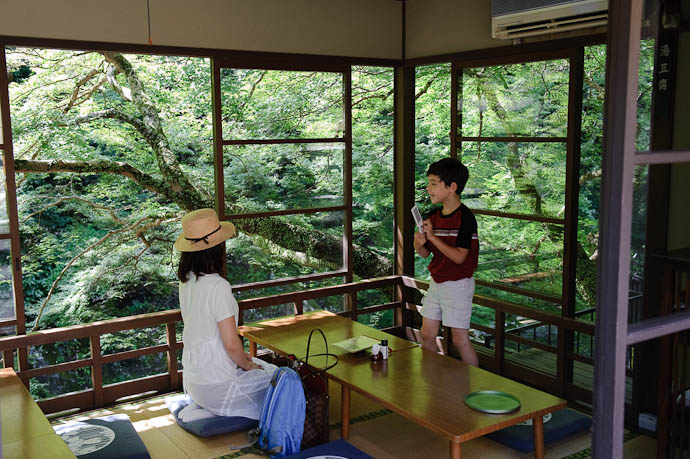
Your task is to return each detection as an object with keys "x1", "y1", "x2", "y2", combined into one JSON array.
[
  {"x1": 49, "y1": 384, "x2": 607, "y2": 459},
  {"x1": 506, "y1": 347, "x2": 633, "y2": 404}
]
